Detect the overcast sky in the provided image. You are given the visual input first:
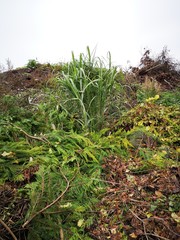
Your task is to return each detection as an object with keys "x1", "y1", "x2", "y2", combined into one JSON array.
[{"x1": 0, "y1": 0, "x2": 180, "y2": 69}]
